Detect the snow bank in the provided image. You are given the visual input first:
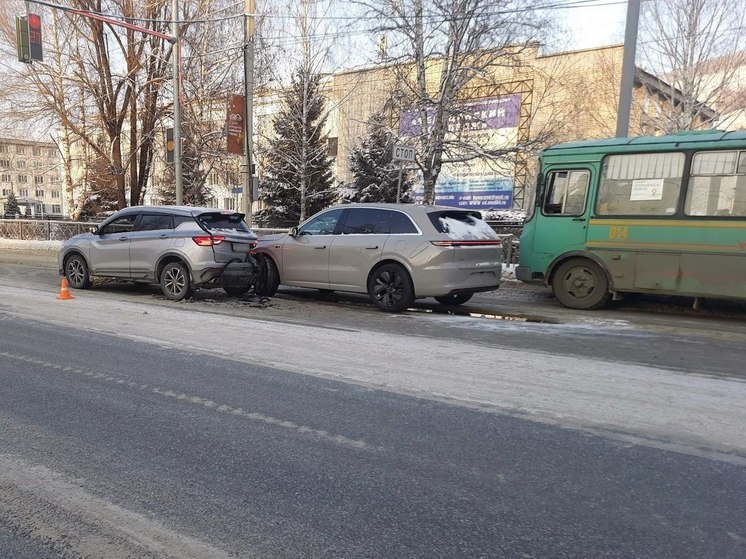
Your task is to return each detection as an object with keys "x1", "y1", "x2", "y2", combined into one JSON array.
[{"x1": 0, "y1": 238, "x2": 62, "y2": 252}]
